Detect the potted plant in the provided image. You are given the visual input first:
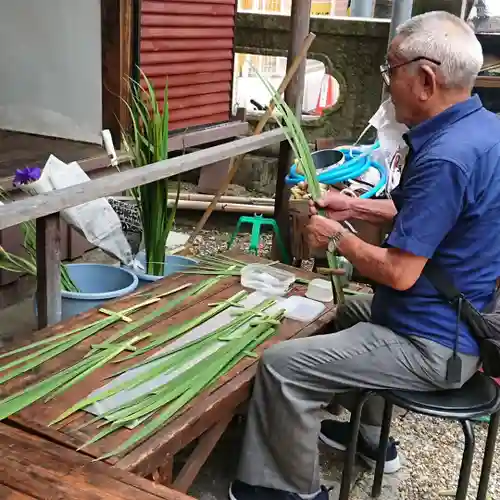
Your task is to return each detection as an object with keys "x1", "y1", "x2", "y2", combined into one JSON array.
[{"x1": 122, "y1": 70, "x2": 197, "y2": 284}]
